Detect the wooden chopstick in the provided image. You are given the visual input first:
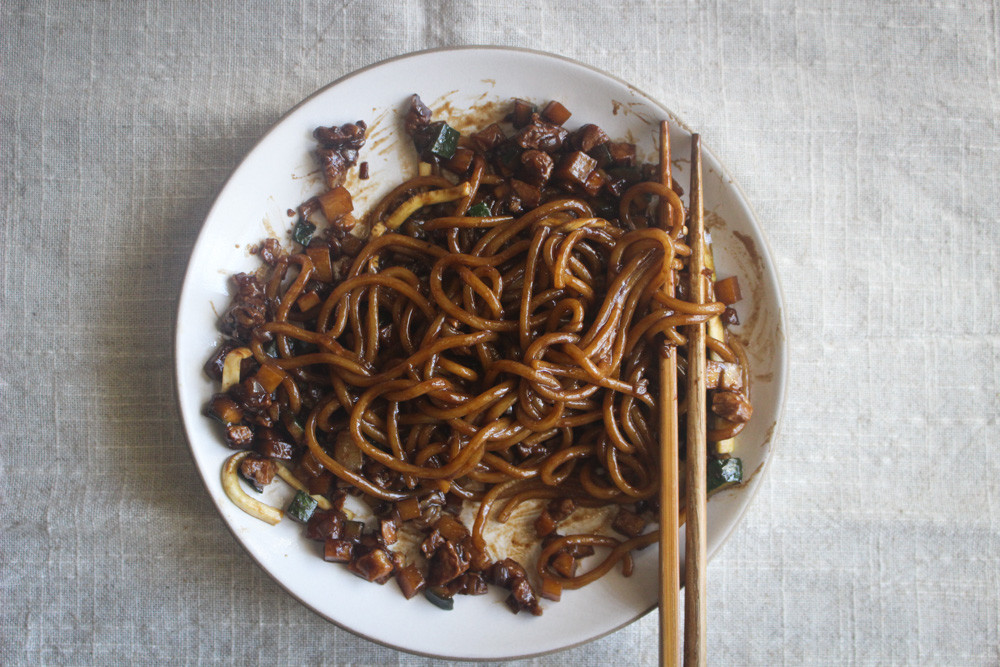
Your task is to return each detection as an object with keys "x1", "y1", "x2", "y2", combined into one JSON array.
[
  {"x1": 684, "y1": 135, "x2": 708, "y2": 667},
  {"x1": 657, "y1": 121, "x2": 681, "y2": 667}
]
